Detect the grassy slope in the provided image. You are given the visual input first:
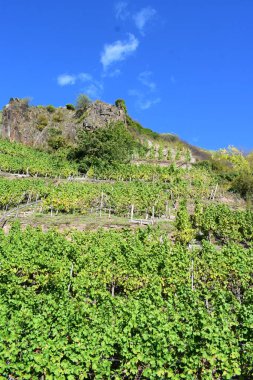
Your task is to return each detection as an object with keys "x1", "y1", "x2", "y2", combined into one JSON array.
[{"x1": 126, "y1": 114, "x2": 211, "y2": 162}]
